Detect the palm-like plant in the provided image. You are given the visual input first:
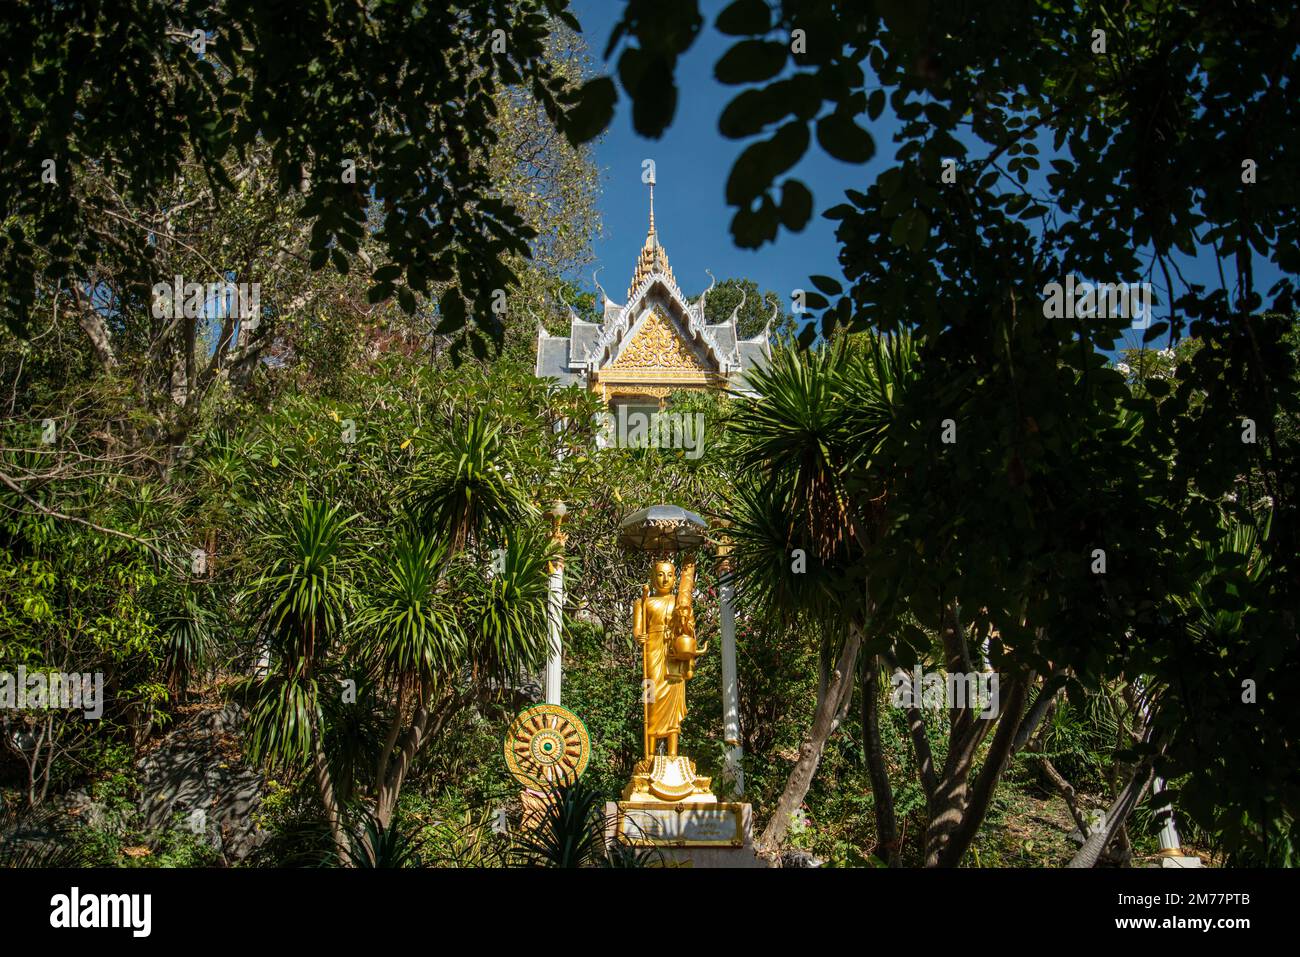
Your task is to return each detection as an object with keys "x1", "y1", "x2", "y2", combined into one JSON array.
[
  {"x1": 726, "y1": 334, "x2": 919, "y2": 849},
  {"x1": 245, "y1": 494, "x2": 354, "y2": 679},
  {"x1": 407, "y1": 411, "x2": 538, "y2": 553},
  {"x1": 356, "y1": 527, "x2": 465, "y2": 828},
  {"x1": 839, "y1": 331, "x2": 918, "y2": 463},
  {"x1": 510, "y1": 779, "x2": 658, "y2": 868},
  {"x1": 343, "y1": 814, "x2": 424, "y2": 868},
  {"x1": 242, "y1": 674, "x2": 321, "y2": 771},
  {"x1": 726, "y1": 477, "x2": 845, "y2": 624},
  {"x1": 462, "y1": 525, "x2": 554, "y2": 686},
  {"x1": 729, "y1": 336, "x2": 917, "y2": 626},
  {"x1": 358, "y1": 530, "x2": 464, "y2": 681},
  {"x1": 237, "y1": 493, "x2": 355, "y2": 858},
  {"x1": 0, "y1": 799, "x2": 97, "y2": 867},
  {"x1": 732, "y1": 342, "x2": 861, "y2": 565},
  {"x1": 350, "y1": 409, "x2": 554, "y2": 848},
  {"x1": 160, "y1": 590, "x2": 217, "y2": 698}
]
